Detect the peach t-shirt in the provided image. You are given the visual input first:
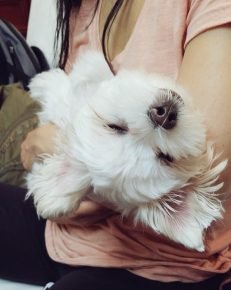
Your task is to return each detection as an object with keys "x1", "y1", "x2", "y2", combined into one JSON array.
[{"x1": 45, "y1": 0, "x2": 231, "y2": 286}]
